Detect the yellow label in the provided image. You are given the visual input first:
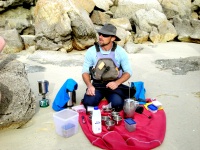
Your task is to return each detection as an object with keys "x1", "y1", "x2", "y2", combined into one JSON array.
[{"x1": 98, "y1": 61, "x2": 105, "y2": 70}]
